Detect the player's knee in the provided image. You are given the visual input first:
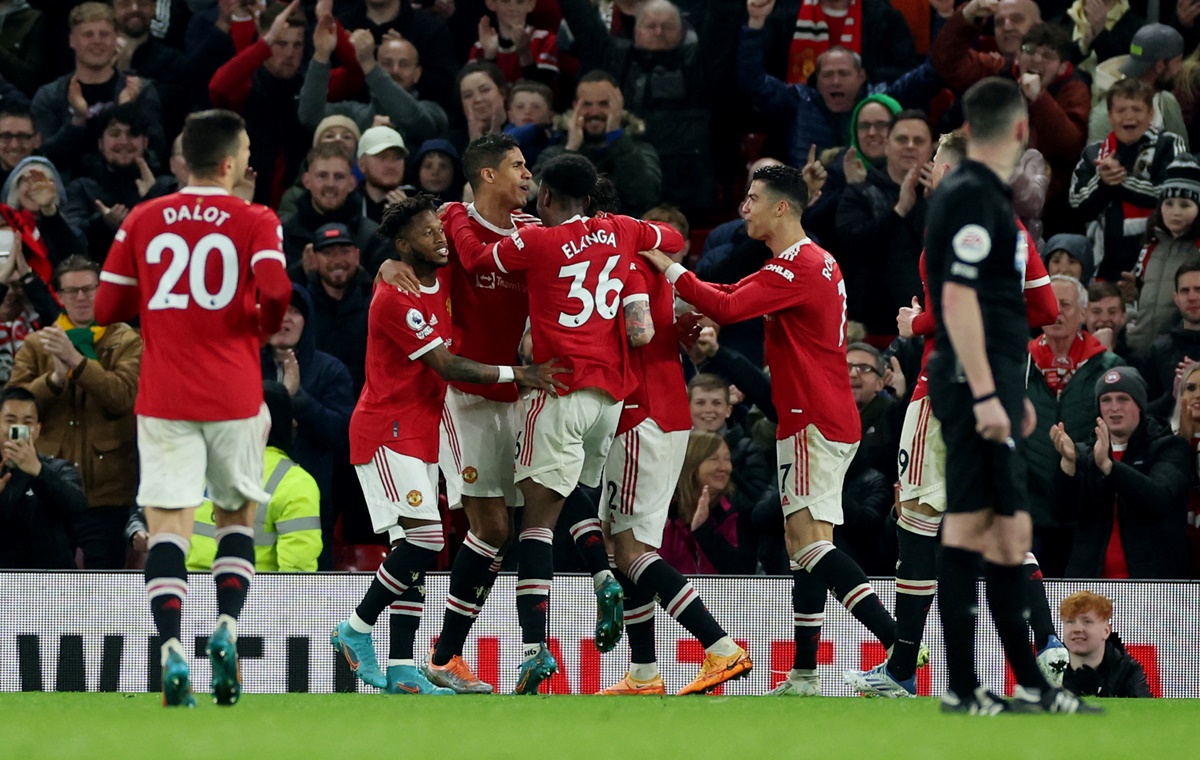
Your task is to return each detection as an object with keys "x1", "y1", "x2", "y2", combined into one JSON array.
[
  {"x1": 472, "y1": 516, "x2": 511, "y2": 548},
  {"x1": 897, "y1": 505, "x2": 942, "y2": 537}
]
